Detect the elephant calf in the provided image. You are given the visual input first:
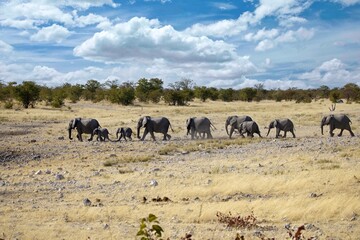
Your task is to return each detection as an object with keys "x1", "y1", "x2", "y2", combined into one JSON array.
[
  {"x1": 116, "y1": 127, "x2": 133, "y2": 141},
  {"x1": 239, "y1": 121, "x2": 262, "y2": 138},
  {"x1": 321, "y1": 114, "x2": 354, "y2": 137},
  {"x1": 266, "y1": 118, "x2": 296, "y2": 138},
  {"x1": 93, "y1": 127, "x2": 114, "y2": 142}
]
